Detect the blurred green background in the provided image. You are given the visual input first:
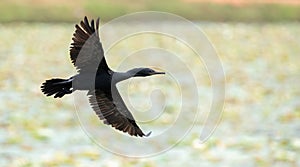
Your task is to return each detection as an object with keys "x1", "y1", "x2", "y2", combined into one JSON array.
[
  {"x1": 1, "y1": 0, "x2": 300, "y2": 167},
  {"x1": 1, "y1": 0, "x2": 300, "y2": 22}
]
